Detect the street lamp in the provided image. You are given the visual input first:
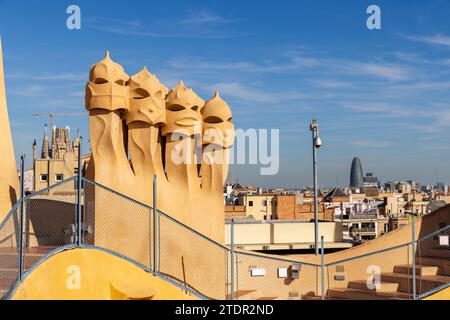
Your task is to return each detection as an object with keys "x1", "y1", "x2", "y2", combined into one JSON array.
[
  {"x1": 404, "y1": 204, "x2": 417, "y2": 300},
  {"x1": 310, "y1": 119, "x2": 322, "y2": 255}
]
